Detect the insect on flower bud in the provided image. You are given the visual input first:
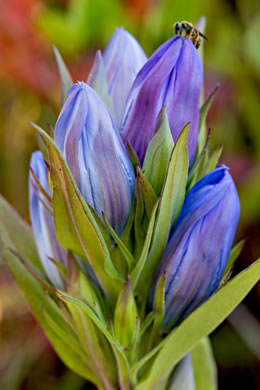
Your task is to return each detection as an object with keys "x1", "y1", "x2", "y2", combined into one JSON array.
[{"x1": 121, "y1": 35, "x2": 203, "y2": 165}]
